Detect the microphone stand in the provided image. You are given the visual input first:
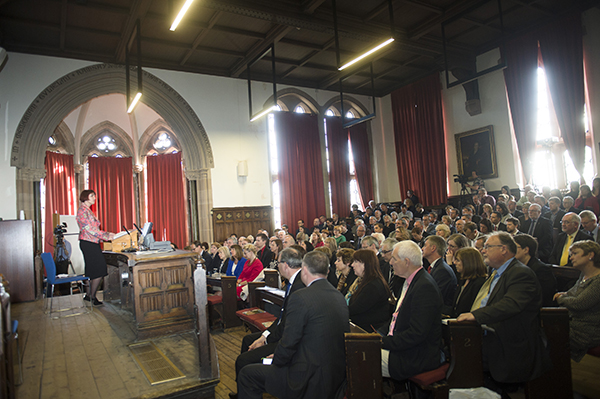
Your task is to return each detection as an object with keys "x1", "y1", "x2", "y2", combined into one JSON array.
[{"x1": 122, "y1": 225, "x2": 135, "y2": 252}]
